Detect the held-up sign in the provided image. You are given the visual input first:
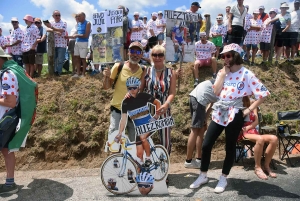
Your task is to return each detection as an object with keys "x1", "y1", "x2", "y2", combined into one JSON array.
[
  {"x1": 135, "y1": 116, "x2": 175, "y2": 136},
  {"x1": 92, "y1": 11, "x2": 107, "y2": 34},
  {"x1": 106, "y1": 9, "x2": 123, "y2": 27}
]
